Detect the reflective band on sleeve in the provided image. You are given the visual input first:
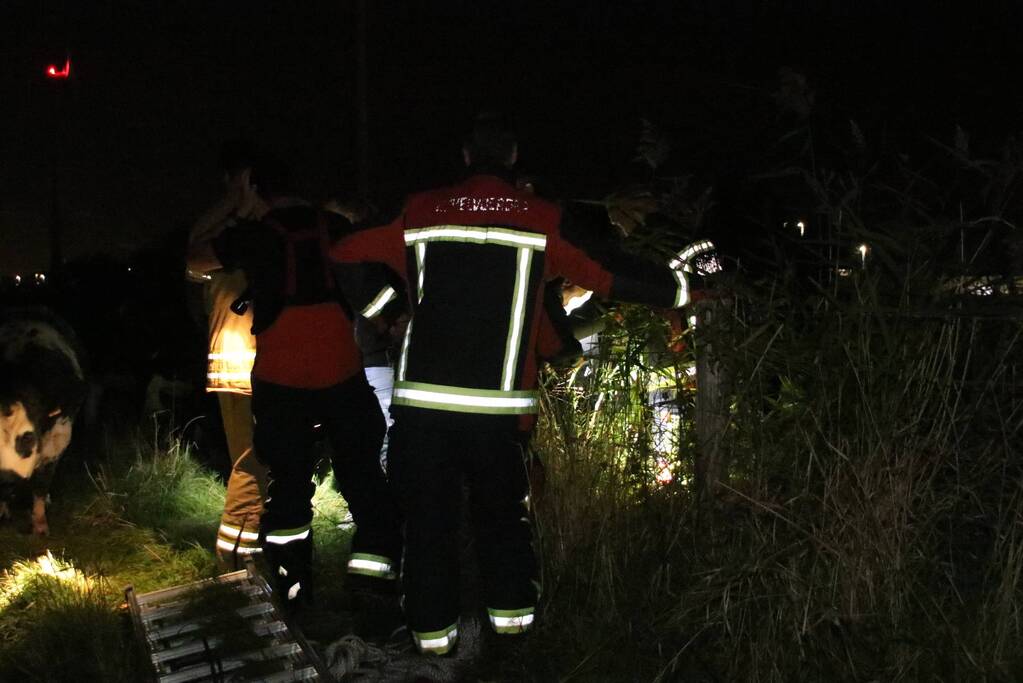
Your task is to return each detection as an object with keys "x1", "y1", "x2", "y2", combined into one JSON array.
[
  {"x1": 500, "y1": 247, "x2": 533, "y2": 391},
  {"x1": 413, "y1": 623, "x2": 459, "y2": 655},
  {"x1": 673, "y1": 270, "x2": 689, "y2": 308},
  {"x1": 405, "y1": 225, "x2": 547, "y2": 251},
  {"x1": 393, "y1": 381, "x2": 538, "y2": 415},
  {"x1": 218, "y1": 524, "x2": 260, "y2": 542},
  {"x1": 669, "y1": 239, "x2": 717, "y2": 272},
  {"x1": 347, "y1": 553, "x2": 397, "y2": 579},
  {"x1": 487, "y1": 607, "x2": 535, "y2": 634},
  {"x1": 360, "y1": 286, "x2": 398, "y2": 319},
  {"x1": 264, "y1": 525, "x2": 311, "y2": 545},
  {"x1": 216, "y1": 538, "x2": 262, "y2": 554}
]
